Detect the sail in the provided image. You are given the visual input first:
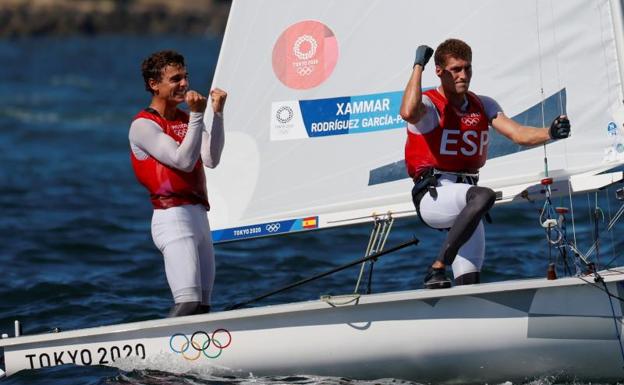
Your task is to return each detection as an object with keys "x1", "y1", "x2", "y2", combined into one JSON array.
[{"x1": 204, "y1": 0, "x2": 624, "y2": 242}]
